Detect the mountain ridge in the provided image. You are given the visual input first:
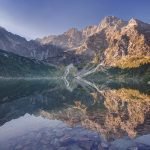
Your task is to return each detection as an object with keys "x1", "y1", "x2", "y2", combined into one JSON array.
[
  {"x1": 0, "y1": 16, "x2": 149, "y2": 68},
  {"x1": 0, "y1": 49, "x2": 58, "y2": 77}
]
